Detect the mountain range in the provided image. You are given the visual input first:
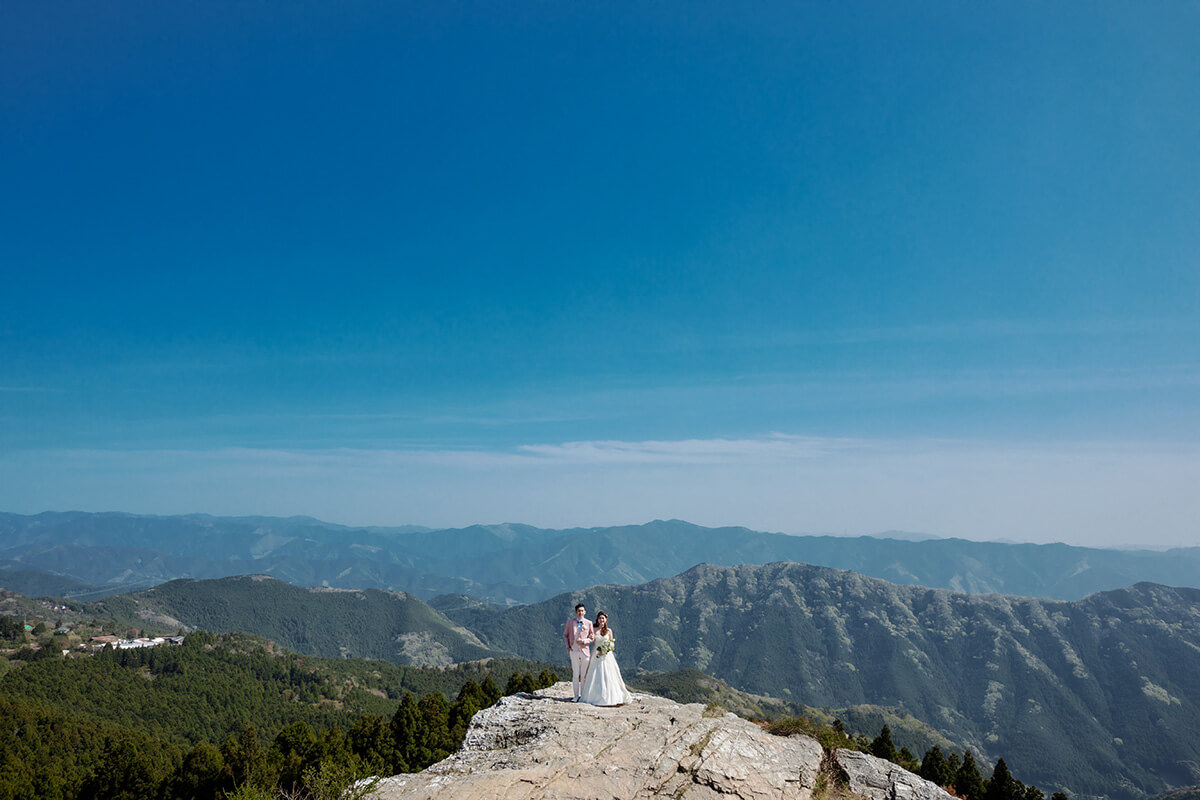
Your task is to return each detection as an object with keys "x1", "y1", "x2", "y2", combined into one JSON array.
[
  {"x1": 70, "y1": 562, "x2": 1200, "y2": 800},
  {"x1": 4, "y1": 511, "x2": 1200, "y2": 603},
  {"x1": 439, "y1": 562, "x2": 1200, "y2": 800}
]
